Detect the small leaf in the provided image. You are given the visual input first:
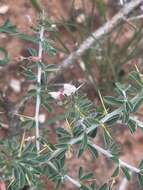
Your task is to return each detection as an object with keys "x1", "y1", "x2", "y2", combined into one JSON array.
[
  {"x1": 87, "y1": 143, "x2": 98, "y2": 158},
  {"x1": 42, "y1": 41, "x2": 57, "y2": 56},
  {"x1": 78, "y1": 133, "x2": 88, "y2": 157},
  {"x1": 115, "y1": 82, "x2": 125, "y2": 95},
  {"x1": 88, "y1": 127, "x2": 97, "y2": 138},
  {"x1": 78, "y1": 166, "x2": 83, "y2": 179},
  {"x1": 42, "y1": 101, "x2": 53, "y2": 112},
  {"x1": 110, "y1": 143, "x2": 120, "y2": 157},
  {"x1": 112, "y1": 166, "x2": 119, "y2": 177},
  {"x1": 121, "y1": 167, "x2": 131, "y2": 181},
  {"x1": 128, "y1": 119, "x2": 137, "y2": 134},
  {"x1": 133, "y1": 97, "x2": 143, "y2": 112},
  {"x1": 90, "y1": 182, "x2": 97, "y2": 190},
  {"x1": 125, "y1": 101, "x2": 133, "y2": 113},
  {"x1": 97, "y1": 0, "x2": 106, "y2": 17},
  {"x1": 103, "y1": 130, "x2": 111, "y2": 147},
  {"x1": 0, "y1": 19, "x2": 17, "y2": 33},
  {"x1": 30, "y1": 0, "x2": 42, "y2": 12},
  {"x1": 122, "y1": 111, "x2": 129, "y2": 123},
  {"x1": 129, "y1": 71, "x2": 143, "y2": 87},
  {"x1": 28, "y1": 89, "x2": 37, "y2": 97},
  {"x1": 138, "y1": 173, "x2": 143, "y2": 187},
  {"x1": 81, "y1": 185, "x2": 91, "y2": 190},
  {"x1": 105, "y1": 114, "x2": 120, "y2": 125},
  {"x1": 80, "y1": 172, "x2": 93, "y2": 181},
  {"x1": 28, "y1": 48, "x2": 38, "y2": 56},
  {"x1": 54, "y1": 178, "x2": 62, "y2": 190},
  {"x1": 110, "y1": 156, "x2": 119, "y2": 164},
  {"x1": 139, "y1": 160, "x2": 143, "y2": 170},
  {"x1": 104, "y1": 96, "x2": 123, "y2": 106},
  {"x1": 0, "y1": 47, "x2": 9, "y2": 65},
  {"x1": 99, "y1": 183, "x2": 109, "y2": 190}
]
